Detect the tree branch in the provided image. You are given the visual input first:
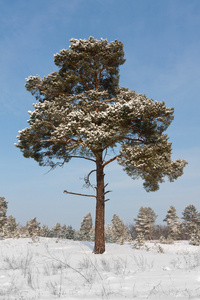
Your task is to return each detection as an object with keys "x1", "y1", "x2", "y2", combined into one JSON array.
[
  {"x1": 104, "y1": 190, "x2": 112, "y2": 195},
  {"x1": 70, "y1": 63, "x2": 90, "y2": 91},
  {"x1": 69, "y1": 156, "x2": 96, "y2": 162},
  {"x1": 104, "y1": 183, "x2": 109, "y2": 189},
  {"x1": 102, "y1": 99, "x2": 114, "y2": 103},
  {"x1": 40, "y1": 138, "x2": 81, "y2": 145},
  {"x1": 103, "y1": 155, "x2": 121, "y2": 167},
  {"x1": 102, "y1": 138, "x2": 121, "y2": 151},
  {"x1": 84, "y1": 169, "x2": 97, "y2": 188},
  {"x1": 124, "y1": 136, "x2": 145, "y2": 143},
  {"x1": 95, "y1": 66, "x2": 104, "y2": 90},
  {"x1": 49, "y1": 118, "x2": 56, "y2": 130},
  {"x1": 64, "y1": 190, "x2": 96, "y2": 198}
]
